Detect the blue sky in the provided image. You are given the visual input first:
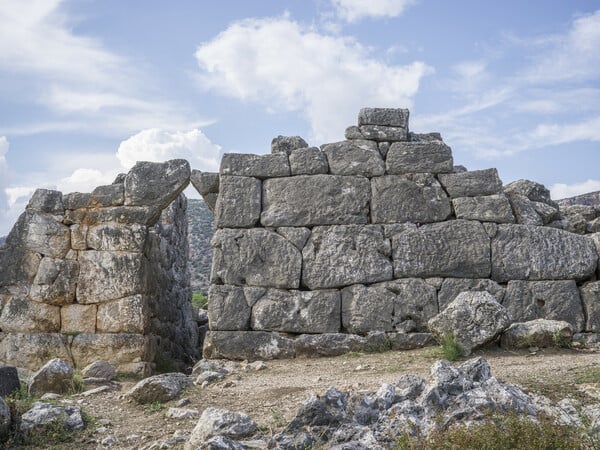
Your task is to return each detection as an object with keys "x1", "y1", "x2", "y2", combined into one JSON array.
[{"x1": 0, "y1": 0, "x2": 599, "y2": 235}]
